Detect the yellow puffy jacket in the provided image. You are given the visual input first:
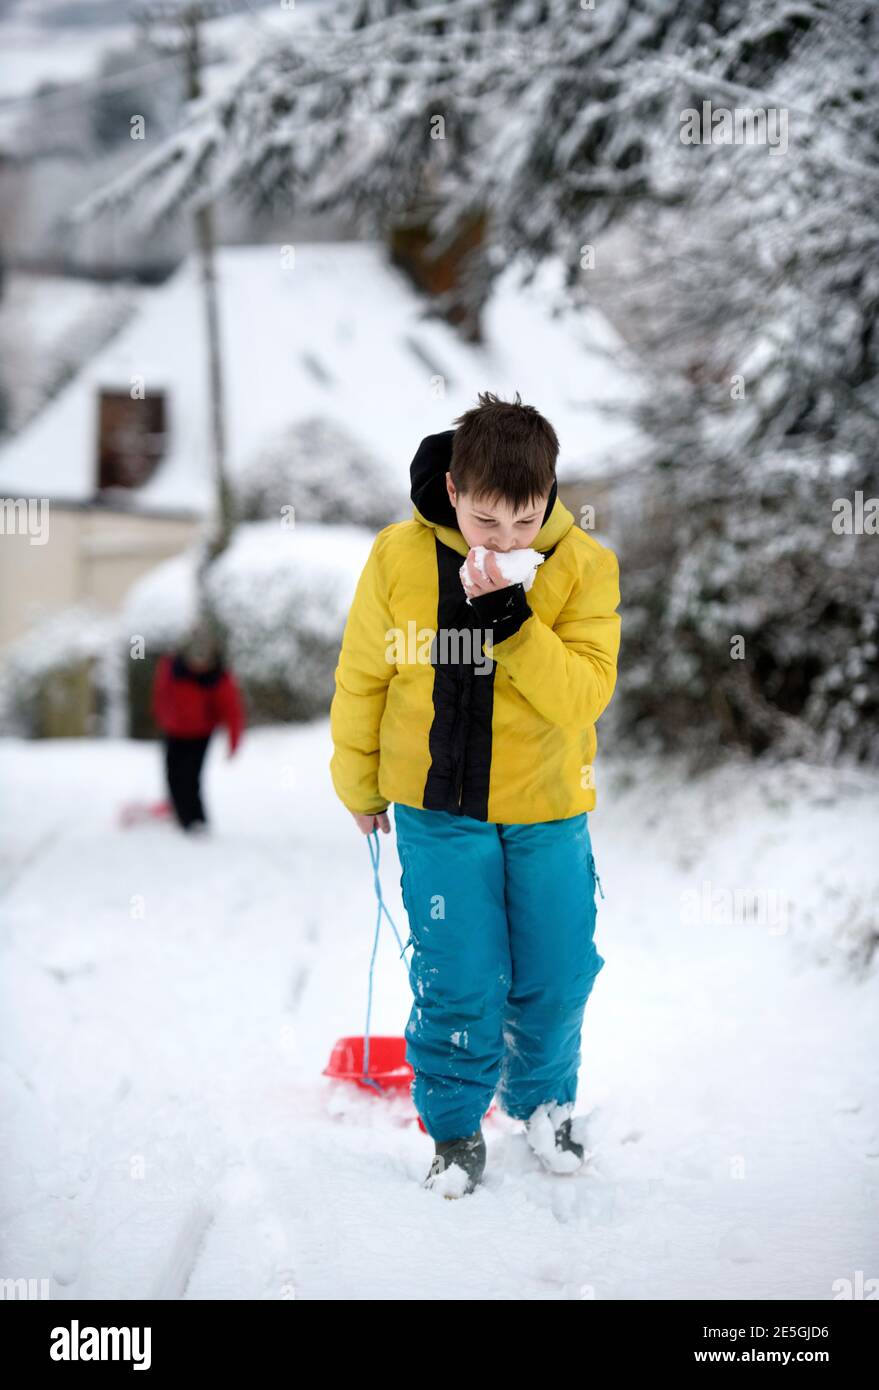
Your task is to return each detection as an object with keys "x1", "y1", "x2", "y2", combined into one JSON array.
[{"x1": 329, "y1": 437, "x2": 621, "y2": 824}]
